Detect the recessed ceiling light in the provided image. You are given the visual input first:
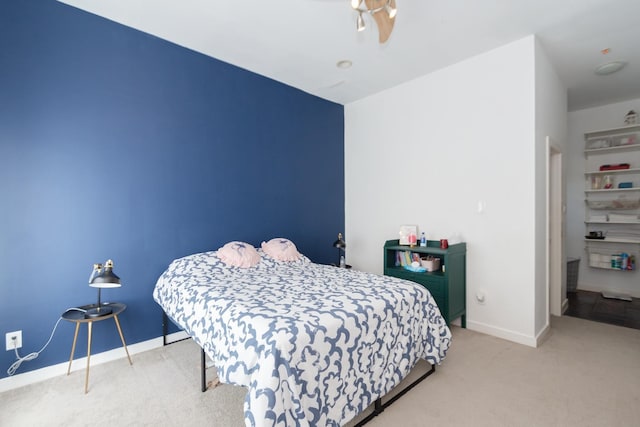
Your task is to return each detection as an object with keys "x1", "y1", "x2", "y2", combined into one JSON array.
[
  {"x1": 594, "y1": 61, "x2": 627, "y2": 76},
  {"x1": 336, "y1": 60, "x2": 352, "y2": 69}
]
